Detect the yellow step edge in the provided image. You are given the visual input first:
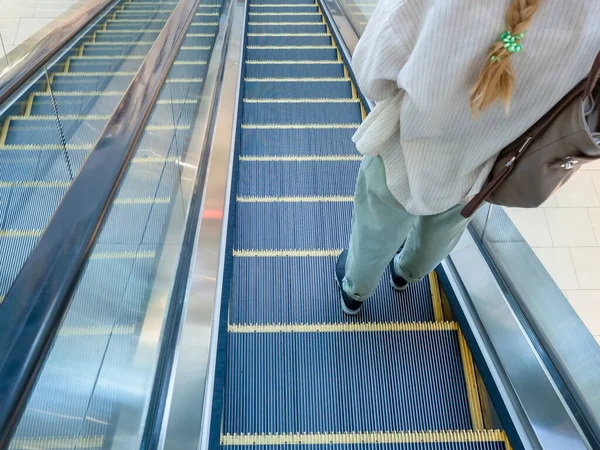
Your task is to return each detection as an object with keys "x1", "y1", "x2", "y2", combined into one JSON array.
[
  {"x1": 248, "y1": 22, "x2": 324, "y2": 25},
  {"x1": 244, "y1": 77, "x2": 349, "y2": 82},
  {"x1": 0, "y1": 181, "x2": 71, "y2": 188},
  {"x1": 228, "y1": 321, "x2": 459, "y2": 333},
  {"x1": 248, "y1": 11, "x2": 321, "y2": 15},
  {"x1": 83, "y1": 43, "x2": 210, "y2": 49},
  {"x1": 247, "y1": 33, "x2": 327, "y2": 36},
  {"x1": 246, "y1": 45, "x2": 335, "y2": 49},
  {"x1": 96, "y1": 31, "x2": 215, "y2": 36},
  {"x1": 243, "y1": 98, "x2": 358, "y2": 103},
  {"x1": 245, "y1": 60, "x2": 340, "y2": 64},
  {"x1": 458, "y1": 329, "x2": 486, "y2": 430},
  {"x1": 241, "y1": 124, "x2": 360, "y2": 129},
  {"x1": 221, "y1": 430, "x2": 509, "y2": 445},
  {"x1": 250, "y1": 3, "x2": 318, "y2": 6},
  {"x1": 59, "y1": 324, "x2": 135, "y2": 336},
  {"x1": 238, "y1": 155, "x2": 362, "y2": 161},
  {"x1": 233, "y1": 249, "x2": 341, "y2": 257},
  {"x1": 31, "y1": 93, "x2": 198, "y2": 104},
  {"x1": 237, "y1": 196, "x2": 353, "y2": 203},
  {"x1": 91, "y1": 250, "x2": 155, "y2": 260},
  {"x1": 428, "y1": 271, "x2": 444, "y2": 322},
  {"x1": 9, "y1": 436, "x2": 103, "y2": 449}
]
